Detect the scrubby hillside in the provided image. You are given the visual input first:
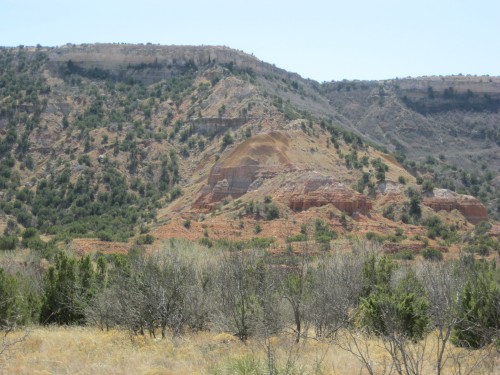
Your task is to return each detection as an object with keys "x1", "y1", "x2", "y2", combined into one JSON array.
[
  {"x1": 321, "y1": 77, "x2": 500, "y2": 216},
  {"x1": 0, "y1": 44, "x2": 498, "y2": 257}
]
